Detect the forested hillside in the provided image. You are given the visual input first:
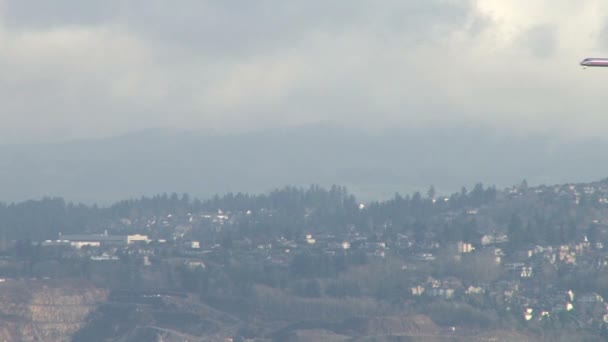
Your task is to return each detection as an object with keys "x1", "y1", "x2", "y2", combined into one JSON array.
[{"x1": 2, "y1": 179, "x2": 608, "y2": 340}]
